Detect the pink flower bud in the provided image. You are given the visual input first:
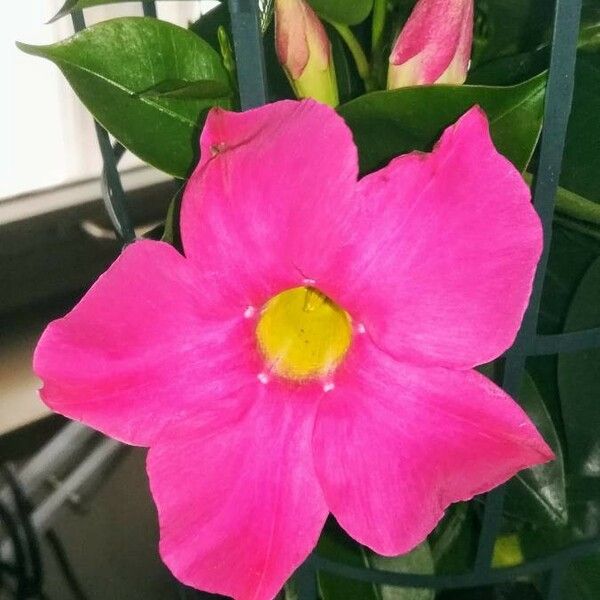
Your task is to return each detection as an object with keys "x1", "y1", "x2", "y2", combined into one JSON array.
[
  {"x1": 388, "y1": 0, "x2": 474, "y2": 89},
  {"x1": 275, "y1": 0, "x2": 339, "y2": 106}
]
